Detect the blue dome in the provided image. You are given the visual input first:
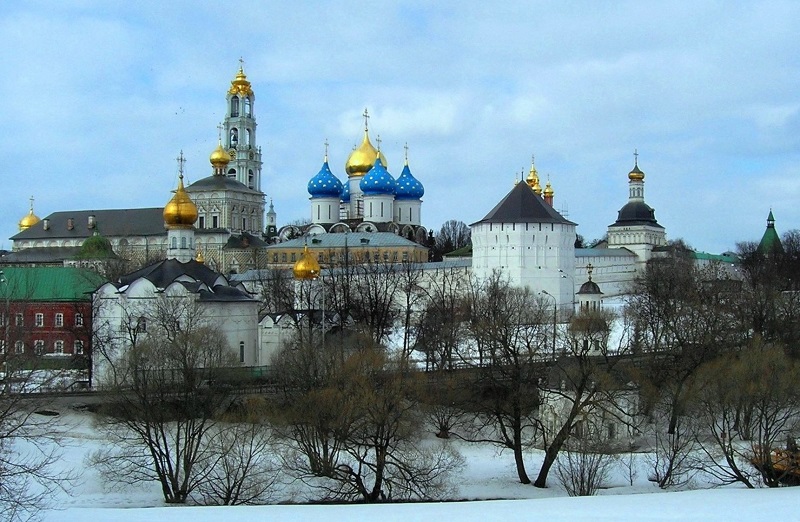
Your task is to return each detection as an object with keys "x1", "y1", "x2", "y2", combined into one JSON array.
[
  {"x1": 341, "y1": 180, "x2": 351, "y2": 203},
  {"x1": 308, "y1": 161, "x2": 344, "y2": 198},
  {"x1": 359, "y1": 157, "x2": 396, "y2": 196},
  {"x1": 395, "y1": 163, "x2": 424, "y2": 200}
]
